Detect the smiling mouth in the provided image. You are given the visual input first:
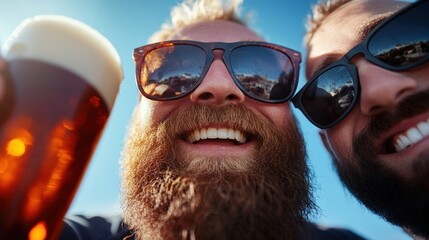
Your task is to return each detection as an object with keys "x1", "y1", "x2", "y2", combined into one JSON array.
[
  {"x1": 386, "y1": 117, "x2": 429, "y2": 153},
  {"x1": 185, "y1": 127, "x2": 249, "y2": 145}
]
